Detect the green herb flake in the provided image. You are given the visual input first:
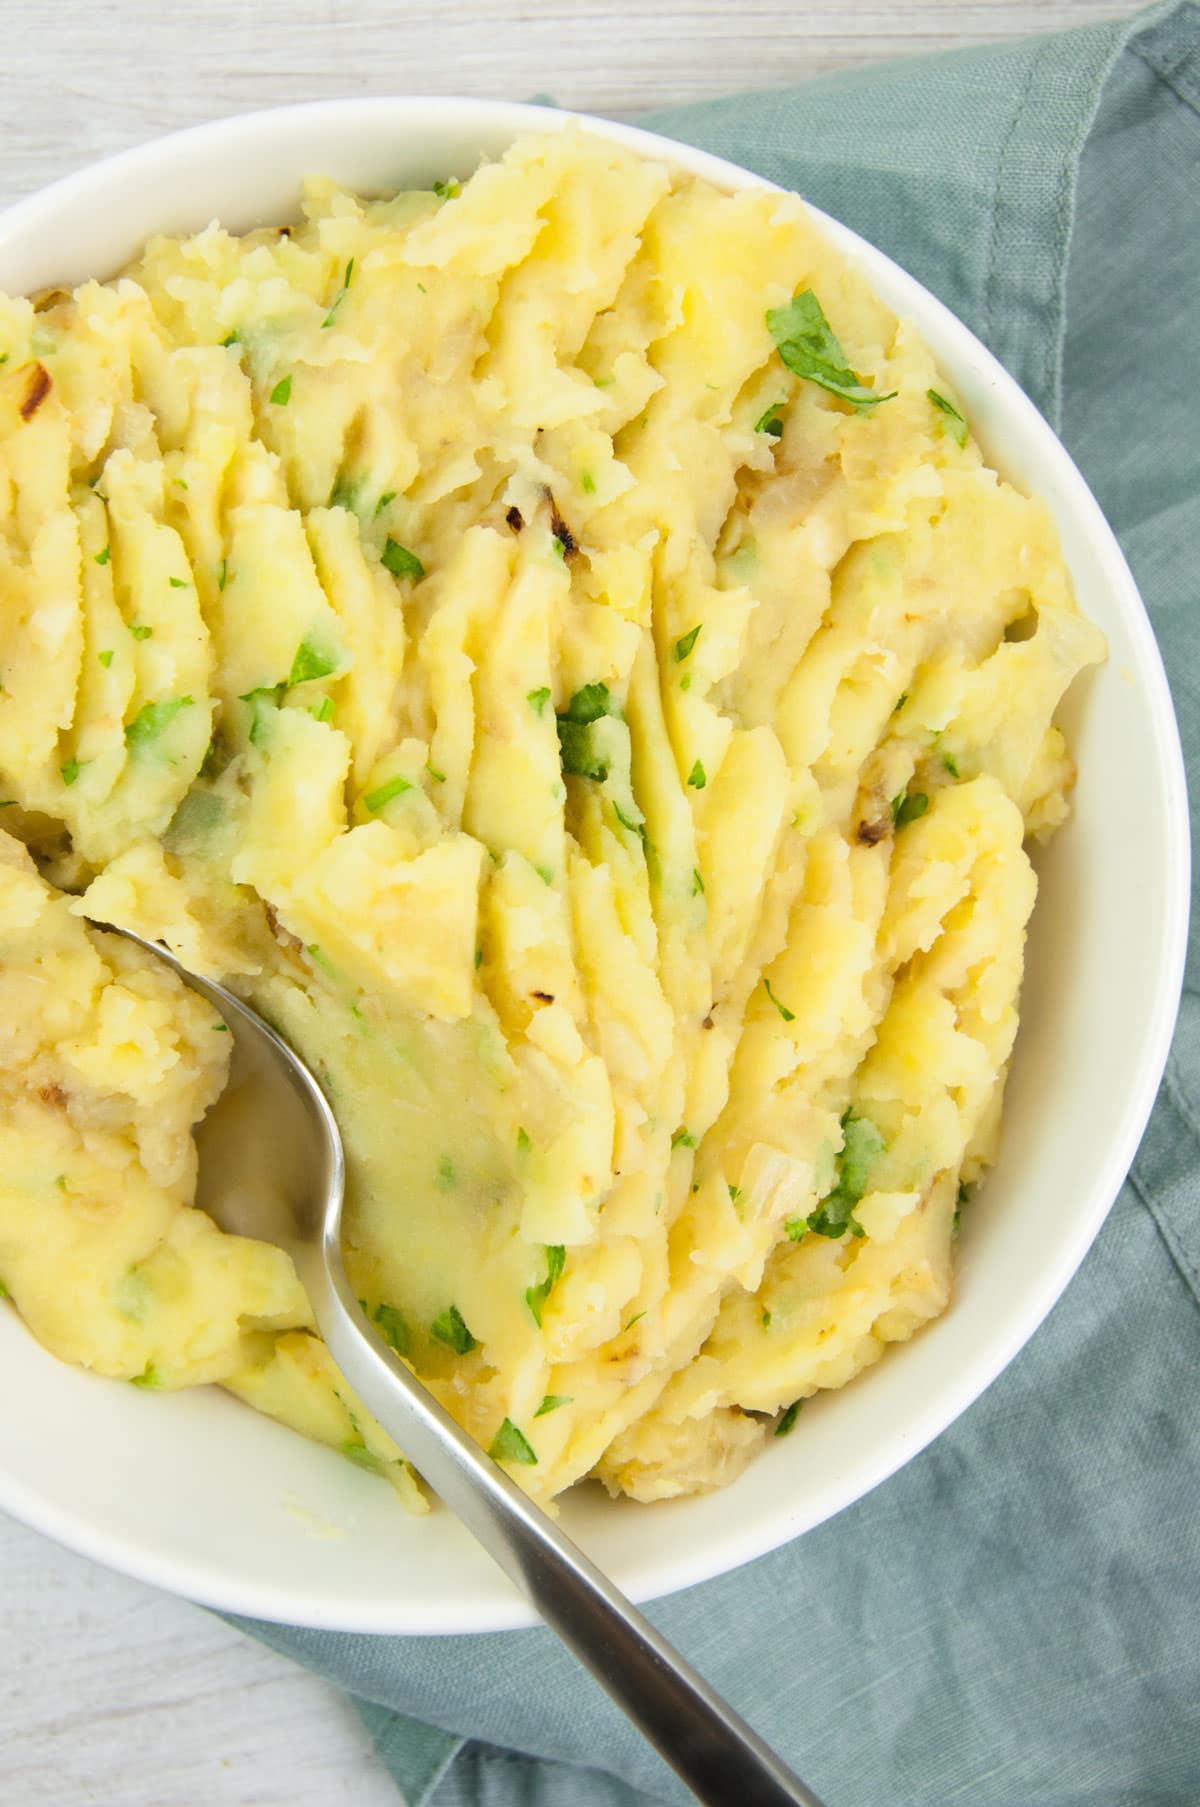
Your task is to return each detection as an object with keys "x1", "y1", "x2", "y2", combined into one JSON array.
[
  {"x1": 129, "y1": 622, "x2": 153, "y2": 641},
  {"x1": 525, "y1": 1244, "x2": 566, "y2": 1327},
  {"x1": 289, "y1": 635, "x2": 339, "y2": 686},
  {"x1": 431, "y1": 1303, "x2": 477, "y2": 1354},
  {"x1": 0, "y1": 802, "x2": 14, "y2": 811},
  {"x1": 556, "y1": 682, "x2": 616, "y2": 780},
  {"x1": 527, "y1": 686, "x2": 552, "y2": 715},
  {"x1": 372, "y1": 1301, "x2": 410, "y2": 1357},
  {"x1": 687, "y1": 759, "x2": 706, "y2": 790},
  {"x1": 754, "y1": 400, "x2": 786, "y2": 436},
  {"x1": 581, "y1": 470, "x2": 596, "y2": 495},
  {"x1": 624, "y1": 1310, "x2": 647, "y2": 1332},
  {"x1": 269, "y1": 374, "x2": 293, "y2": 407},
  {"x1": 95, "y1": 545, "x2": 111, "y2": 566},
  {"x1": 375, "y1": 490, "x2": 397, "y2": 515},
  {"x1": 435, "y1": 1154, "x2": 456, "y2": 1190},
  {"x1": 474, "y1": 944, "x2": 483, "y2": 970},
  {"x1": 942, "y1": 751, "x2": 960, "y2": 778},
  {"x1": 516, "y1": 1127, "x2": 532, "y2": 1156},
  {"x1": 321, "y1": 258, "x2": 355, "y2": 329},
  {"x1": 488, "y1": 1417, "x2": 537, "y2": 1465},
  {"x1": 59, "y1": 757, "x2": 81, "y2": 787},
  {"x1": 535, "y1": 1394, "x2": 572, "y2": 1417},
  {"x1": 892, "y1": 789, "x2": 929, "y2": 829},
  {"x1": 130, "y1": 1363, "x2": 162, "y2": 1390},
  {"x1": 763, "y1": 976, "x2": 795, "y2": 1023},
  {"x1": 168, "y1": 576, "x2": 188, "y2": 589},
  {"x1": 775, "y1": 1400, "x2": 802, "y2": 1437},
  {"x1": 671, "y1": 1127, "x2": 697, "y2": 1150},
  {"x1": 680, "y1": 672, "x2": 692, "y2": 692},
  {"x1": 125, "y1": 695, "x2": 193, "y2": 750},
  {"x1": 691, "y1": 867, "x2": 705, "y2": 896},
  {"x1": 220, "y1": 331, "x2": 239, "y2": 348},
  {"x1": 432, "y1": 177, "x2": 461, "y2": 200},
  {"x1": 673, "y1": 624, "x2": 702, "y2": 663},
  {"x1": 0, "y1": 1278, "x2": 9, "y2": 1299},
  {"x1": 761, "y1": 1308, "x2": 772, "y2": 1328},
  {"x1": 612, "y1": 798, "x2": 645, "y2": 839},
  {"x1": 927, "y1": 388, "x2": 969, "y2": 448},
  {"x1": 311, "y1": 695, "x2": 336, "y2": 723},
  {"x1": 212, "y1": 1022, "x2": 229, "y2": 1032},
  {"x1": 426, "y1": 761, "x2": 446, "y2": 783},
  {"x1": 807, "y1": 1109, "x2": 886, "y2": 1240},
  {"x1": 766, "y1": 289, "x2": 896, "y2": 411},
  {"x1": 893, "y1": 692, "x2": 908, "y2": 713},
  {"x1": 341, "y1": 1440, "x2": 383, "y2": 1473},
  {"x1": 381, "y1": 537, "x2": 425, "y2": 581},
  {"x1": 364, "y1": 773, "x2": 413, "y2": 813},
  {"x1": 785, "y1": 1216, "x2": 809, "y2": 1241},
  {"x1": 217, "y1": 558, "x2": 229, "y2": 592},
  {"x1": 305, "y1": 943, "x2": 336, "y2": 977},
  {"x1": 98, "y1": 649, "x2": 114, "y2": 668}
]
